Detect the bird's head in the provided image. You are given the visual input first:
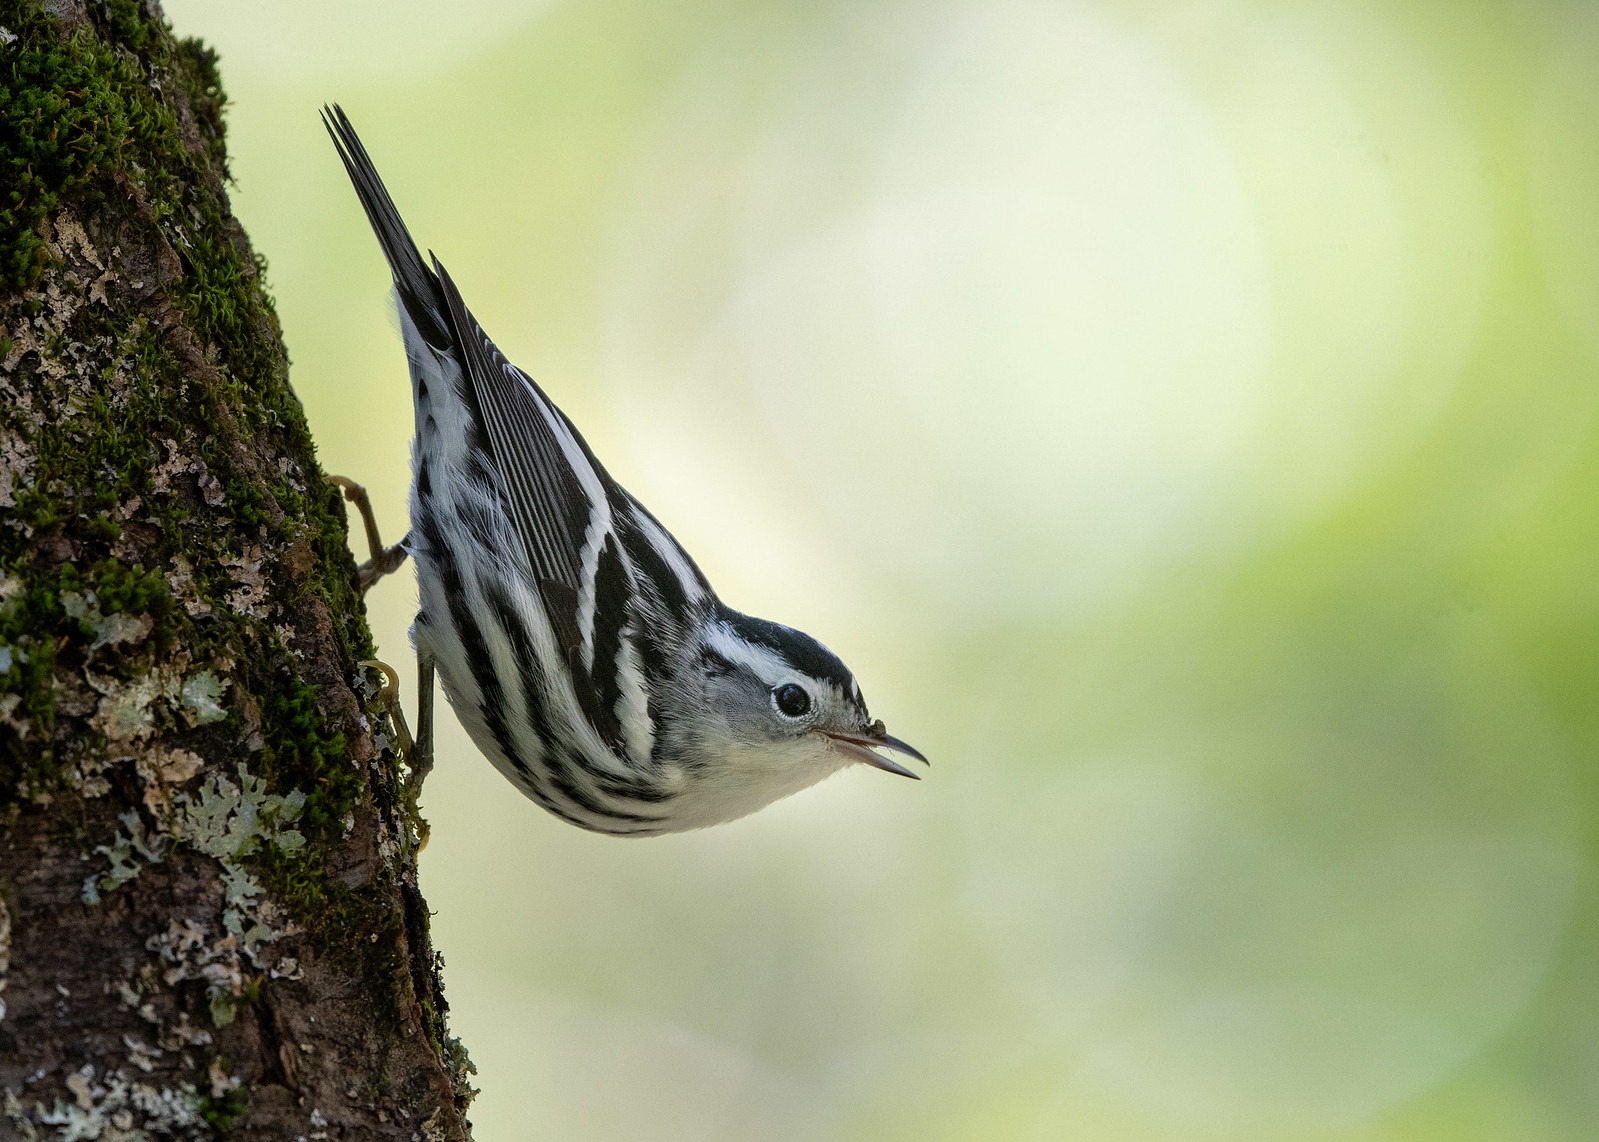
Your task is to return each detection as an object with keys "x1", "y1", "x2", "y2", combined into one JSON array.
[{"x1": 693, "y1": 607, "x2": 927, "y2": 787}]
